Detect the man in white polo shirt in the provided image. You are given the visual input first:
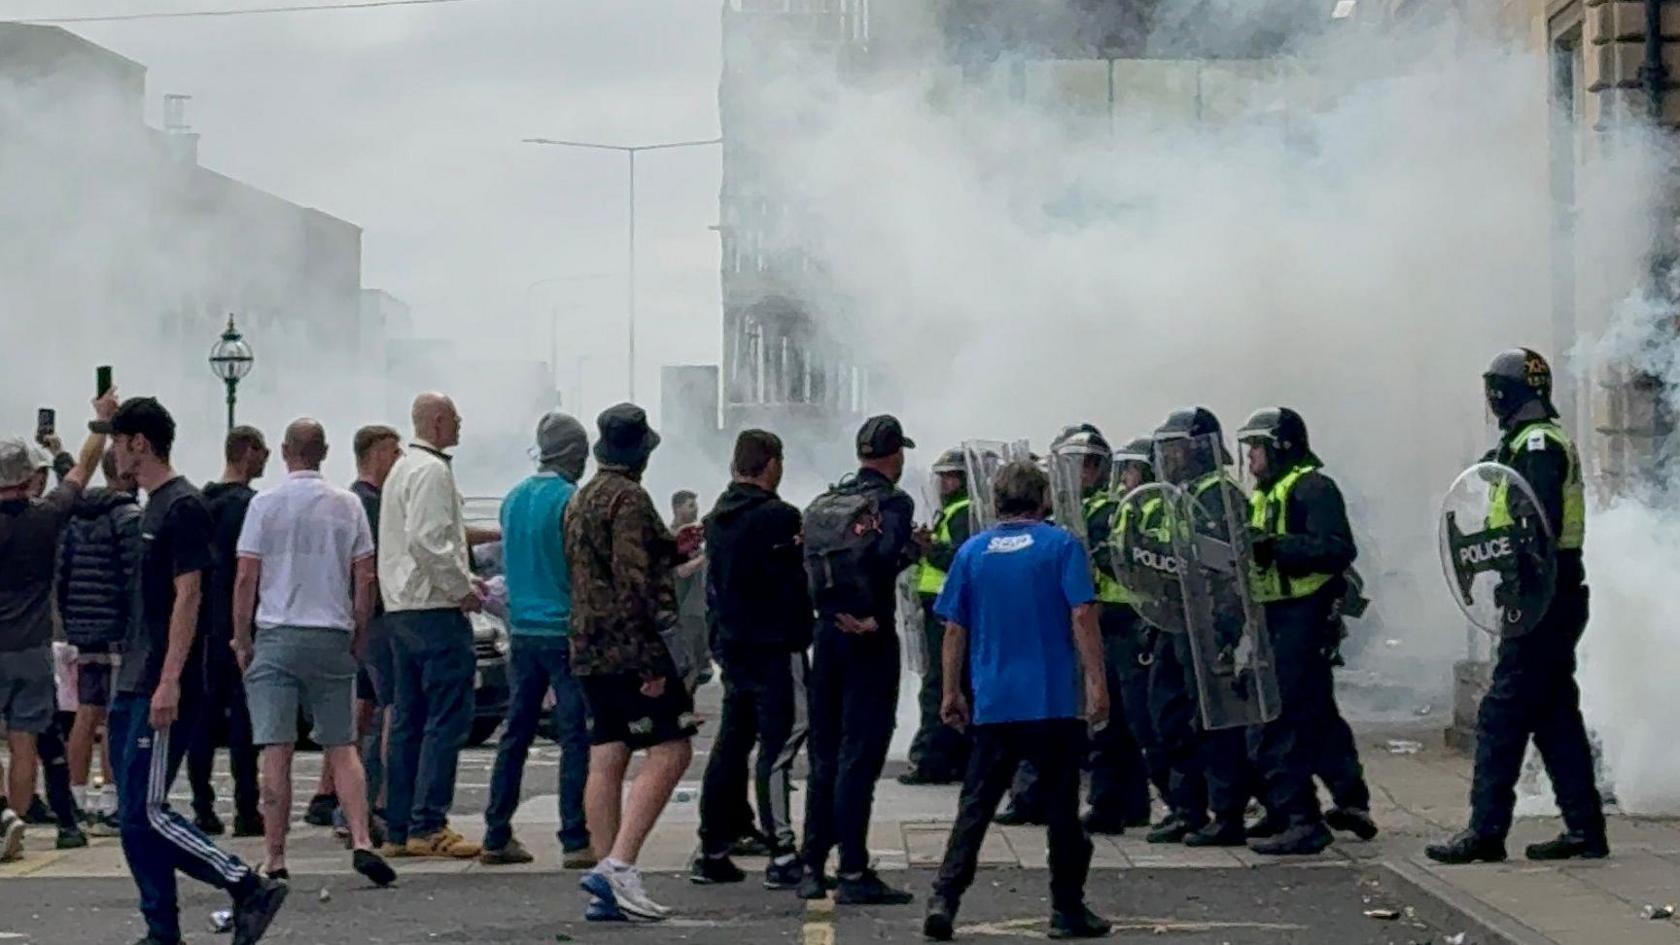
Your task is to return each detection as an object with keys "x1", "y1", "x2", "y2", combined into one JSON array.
[{"x1": 231, "y1": 419, "x2": 396, "y2": 888}]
